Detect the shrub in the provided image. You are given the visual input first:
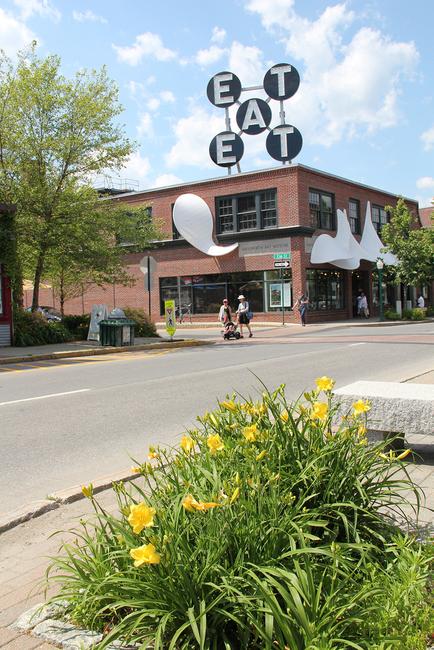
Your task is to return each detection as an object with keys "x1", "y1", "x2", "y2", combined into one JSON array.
[
  {"x1": 123, "y1": 307, "x2": 158, "y2": 337},
  {"x1": 384, "y1": 310, "x2": 401, "y2": 320},
  {"x1": 402, "y1": 308, "x2": 426, "y2": 321},
  {"x1": 426, "y1": 305, "x2": 433, "y2": 317},
  {"x1": 47, "y1": 380, "x2": 431, "y2": 649},
  {"x1": 62, "y1": 314, "x2": 91, "y2": 340},
  {"x1": 13, "y1": 309, "x2": 72, "y2": 346}
]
